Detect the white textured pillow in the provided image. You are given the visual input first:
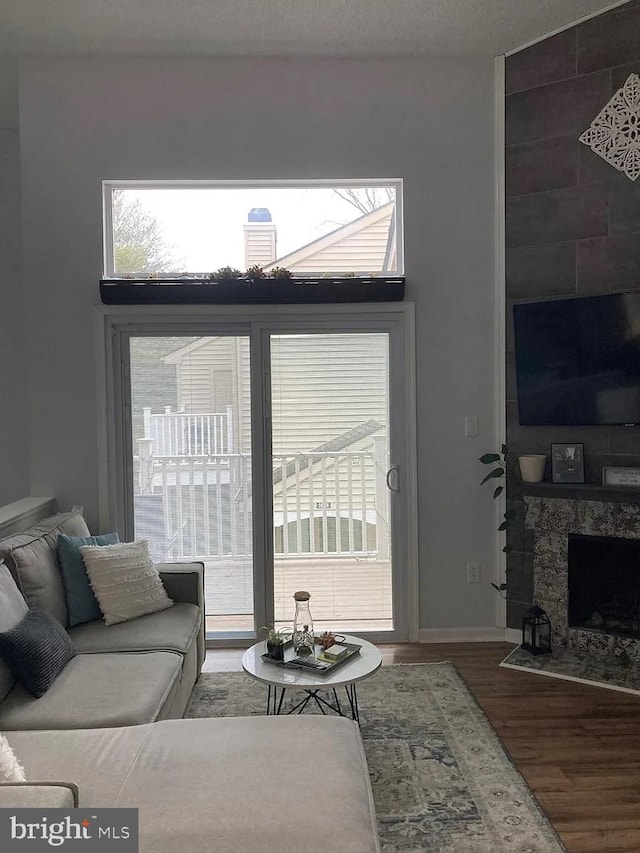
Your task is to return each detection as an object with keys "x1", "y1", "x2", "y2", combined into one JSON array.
[
  {"x1": 0, "y1": 733, "x2": 25, "y2": 782},
  {"x1": 79, "y1": 540, "x2": 173, "y2": 626}
]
